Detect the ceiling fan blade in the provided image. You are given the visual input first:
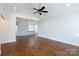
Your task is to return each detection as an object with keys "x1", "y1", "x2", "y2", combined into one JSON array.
[
  {"x1": 33, "y1": 12, "x2": 38, "y2": 14},
  {"x1": 33, "y1": 8, "x2": 38, "y2": 10},
  {"x1": 42, "y1": 11, "x2": 48, "y2": 13},
  {"x1": 39, "y1": 6, "x2": 45, "y2": 11}
]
